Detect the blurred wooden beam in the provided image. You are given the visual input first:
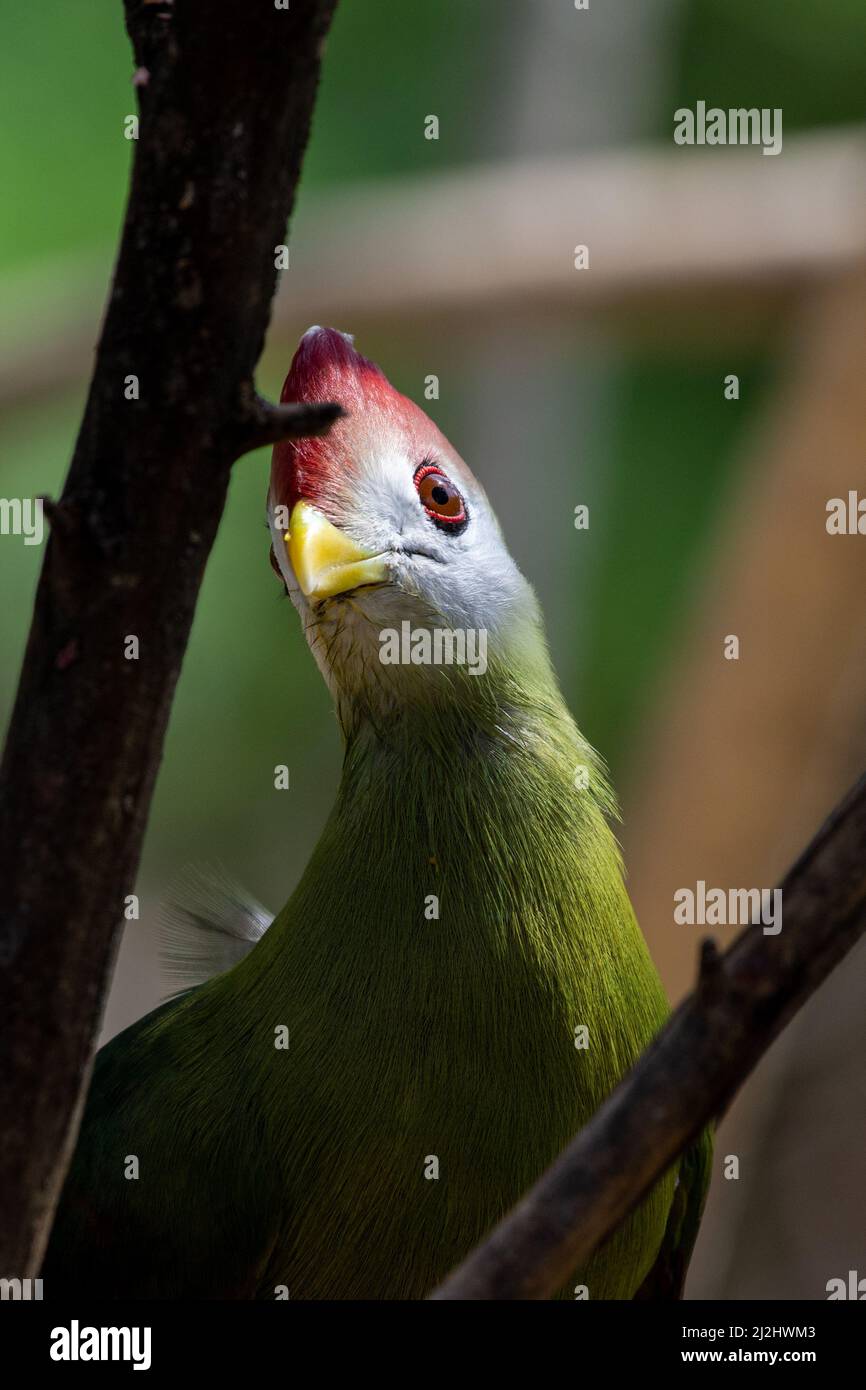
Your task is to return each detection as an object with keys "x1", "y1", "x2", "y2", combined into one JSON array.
[
  {"x1": 621, "y1": 262, "x2": 866, "y2": 1297},
  {"x1": 281, "y1": 127, "x2": 866, "y2": 330},
  {"x1": 3, "y1": 128, "x2": 865, "y2": 411},
  {"x1": 624, "y1": 263, "x2": 866, "y2": 1002}
]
